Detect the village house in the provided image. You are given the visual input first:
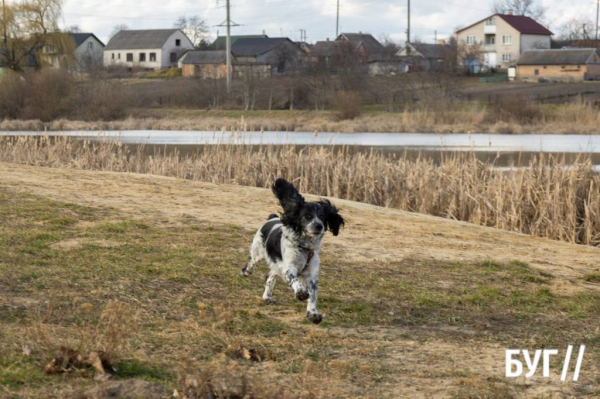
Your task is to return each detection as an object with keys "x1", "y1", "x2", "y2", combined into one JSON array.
[
  {"x1": 335, "y1": 32, "x2": 385, "y2": 62},
  {"x1": 104, "y1": 29, "x2": 194, "y2": 70},
  {"x1": 179, "y1": 50, "x2": 232, "y2": 78},
  {"x1": 396, "y1": 42, "x2": 451, "y2": 72},
  {"x1": 516, "y1": 48, "x2": 600, "y2": 82},
  {"x1": 66, "y1": 33, "x2": 105, "y2": 71},
  {"x1": 211, "y1": 34, "x2": 268, "y2": 50},
  {"x1": 231, "y1": 37, "x2": 302, "y2": 74},
  {"x1": 456, "y1": 13, "x2": 552, "y2": 72}
]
